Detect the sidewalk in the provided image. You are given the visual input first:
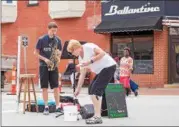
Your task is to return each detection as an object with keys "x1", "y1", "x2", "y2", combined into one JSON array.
[
  {"x1": 2, "y1": 92, "x2": 179, "y2": 126},
  {"x1": 138, "y1": 88, "x2": 179, "y2": 95},
  {"x1": 2, "y1": 84, "x2": 179, "y2": 96}
]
